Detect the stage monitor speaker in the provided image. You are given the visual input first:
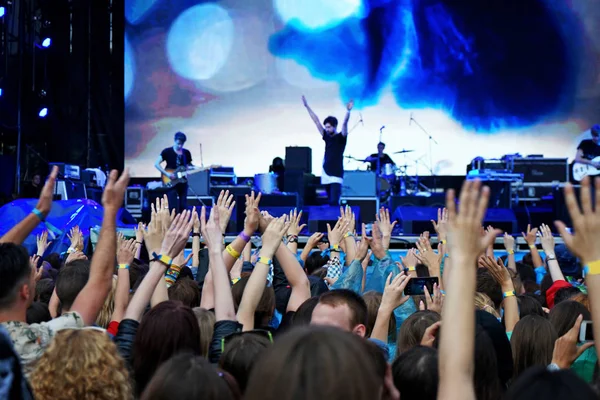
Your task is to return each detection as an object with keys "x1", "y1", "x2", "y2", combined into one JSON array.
[
  {"x1": 306, "y1": 206, "x2": 341, "y2": 234},
  {"x1": 285, "y1": 147, "x2": 312, "y2": 173},
  {"x1": 55, "y1": 180, "x2": 87, "y2": 200},
  {"x1": 187, "y1": 170, "x2": 210, "y2": 196},
  {"x1": 393, "y1": 206, "x2": 438, "y2": 235},
  {"x1": 341, "y1": 171, "x2": 376, "y2": 197},
  {"x1": 483, "y1": 208, "x2": 518, "y2": 234}
]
